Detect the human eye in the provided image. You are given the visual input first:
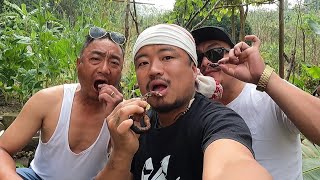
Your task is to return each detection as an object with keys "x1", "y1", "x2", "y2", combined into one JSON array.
[
  {"x1": 110, "y1": 59, "x2": 120, "y2": 66},
  {"x1": 135, "y1": 59, "x2": 149, "y2": 68},
  {"x1": 162, "y1": 56, "x2": 174, "y2": 61},
  {"x1": 89, "y1": 56, "x2": 102, "y2": 64}
]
